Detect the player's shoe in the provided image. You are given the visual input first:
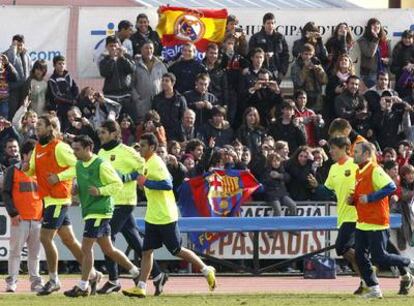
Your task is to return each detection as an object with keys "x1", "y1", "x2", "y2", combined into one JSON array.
[
  {"x1": 205, "y1": 266, "x2": 216, "y2": 291},
  {"x1": 36, "y1": 279, "x2": 61, "y2": 296},
  {"x1": 97, "y1": 281, "x2": 121, "y2": 294},
  {"x1": 64, "y1": 285, "x2": 89, "y2": 298},
  {"x1": 122, "y1": 286, "x2": 146, "y2": 298},
  {"x1": 362, "y1": 286, "x2": 383, "y2": 299},
  {"x1": 154, "y1": 272, "x2": 168, "y2": 296},
  {"x1": 5, "y1": 277, "x2": 16, "y2": 293},
  {"x1": 353, "y1": 281, "x2": 369, "y2": 295},
  {"x1": 89, "y1": 271, "x2": 103, "y2": 295},
  {"x1": 398, "y1": 272, "x2": 414, "y2": 295}
]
